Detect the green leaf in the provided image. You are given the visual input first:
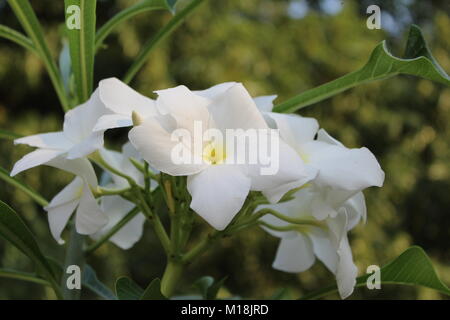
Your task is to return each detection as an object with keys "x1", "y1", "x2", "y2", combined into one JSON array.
[
  {"x1": 0, "y1": 129, "x2": 22, "y2": 141},
  {"x1": 0, "y1": 201, "x2": 62, "y2": 298},
  {"x1": 7, "y1": 0, "x2": 69, "y2": 111},
  {"x1": 194, "y1": 276, "x2": 227, "y2": 300},
  {"x1": 0, "y1": 24, "x2": 36, "y2": 53},
  {"x1": 115, "y1": 277, "x2": 144, "y2": 300},
  {"x1": 0, "y1": 268, "x2": 50, "y2": 286},
  {"x1": 95, "y1": 0, "x2": 175, "y2": 51},
  {"x1": 83, "y1": 265, "x2": 117, "y2": 300},
  {"x1": 300, "y1": 246, "x2": 450, "y2": 300},
  {"x1": 140, "y1": 278, "x2": 167, "y2": 300},
  {"x1": 274, "y1": 25, "x2": 450, "y2": 114},
  {"x1": 64, "y1": 0, "x2": 97, "y2": 103},
  {"x1": 0, "y1": 166, "x2": 49, "y2": 207},
  {"x1": 123, "y1": 0, "x2": 206, "y2": 84}
]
